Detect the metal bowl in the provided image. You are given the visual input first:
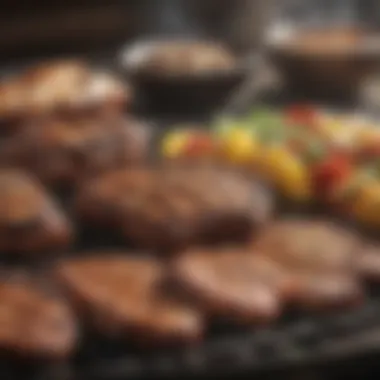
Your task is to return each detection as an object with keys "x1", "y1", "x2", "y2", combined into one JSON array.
[
  {"x1": 119, "y1": 39, "x2": 247, "y2": 115},
  {"x1": 267, "y1": 26, "x2": 380, "y2": 100}
]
